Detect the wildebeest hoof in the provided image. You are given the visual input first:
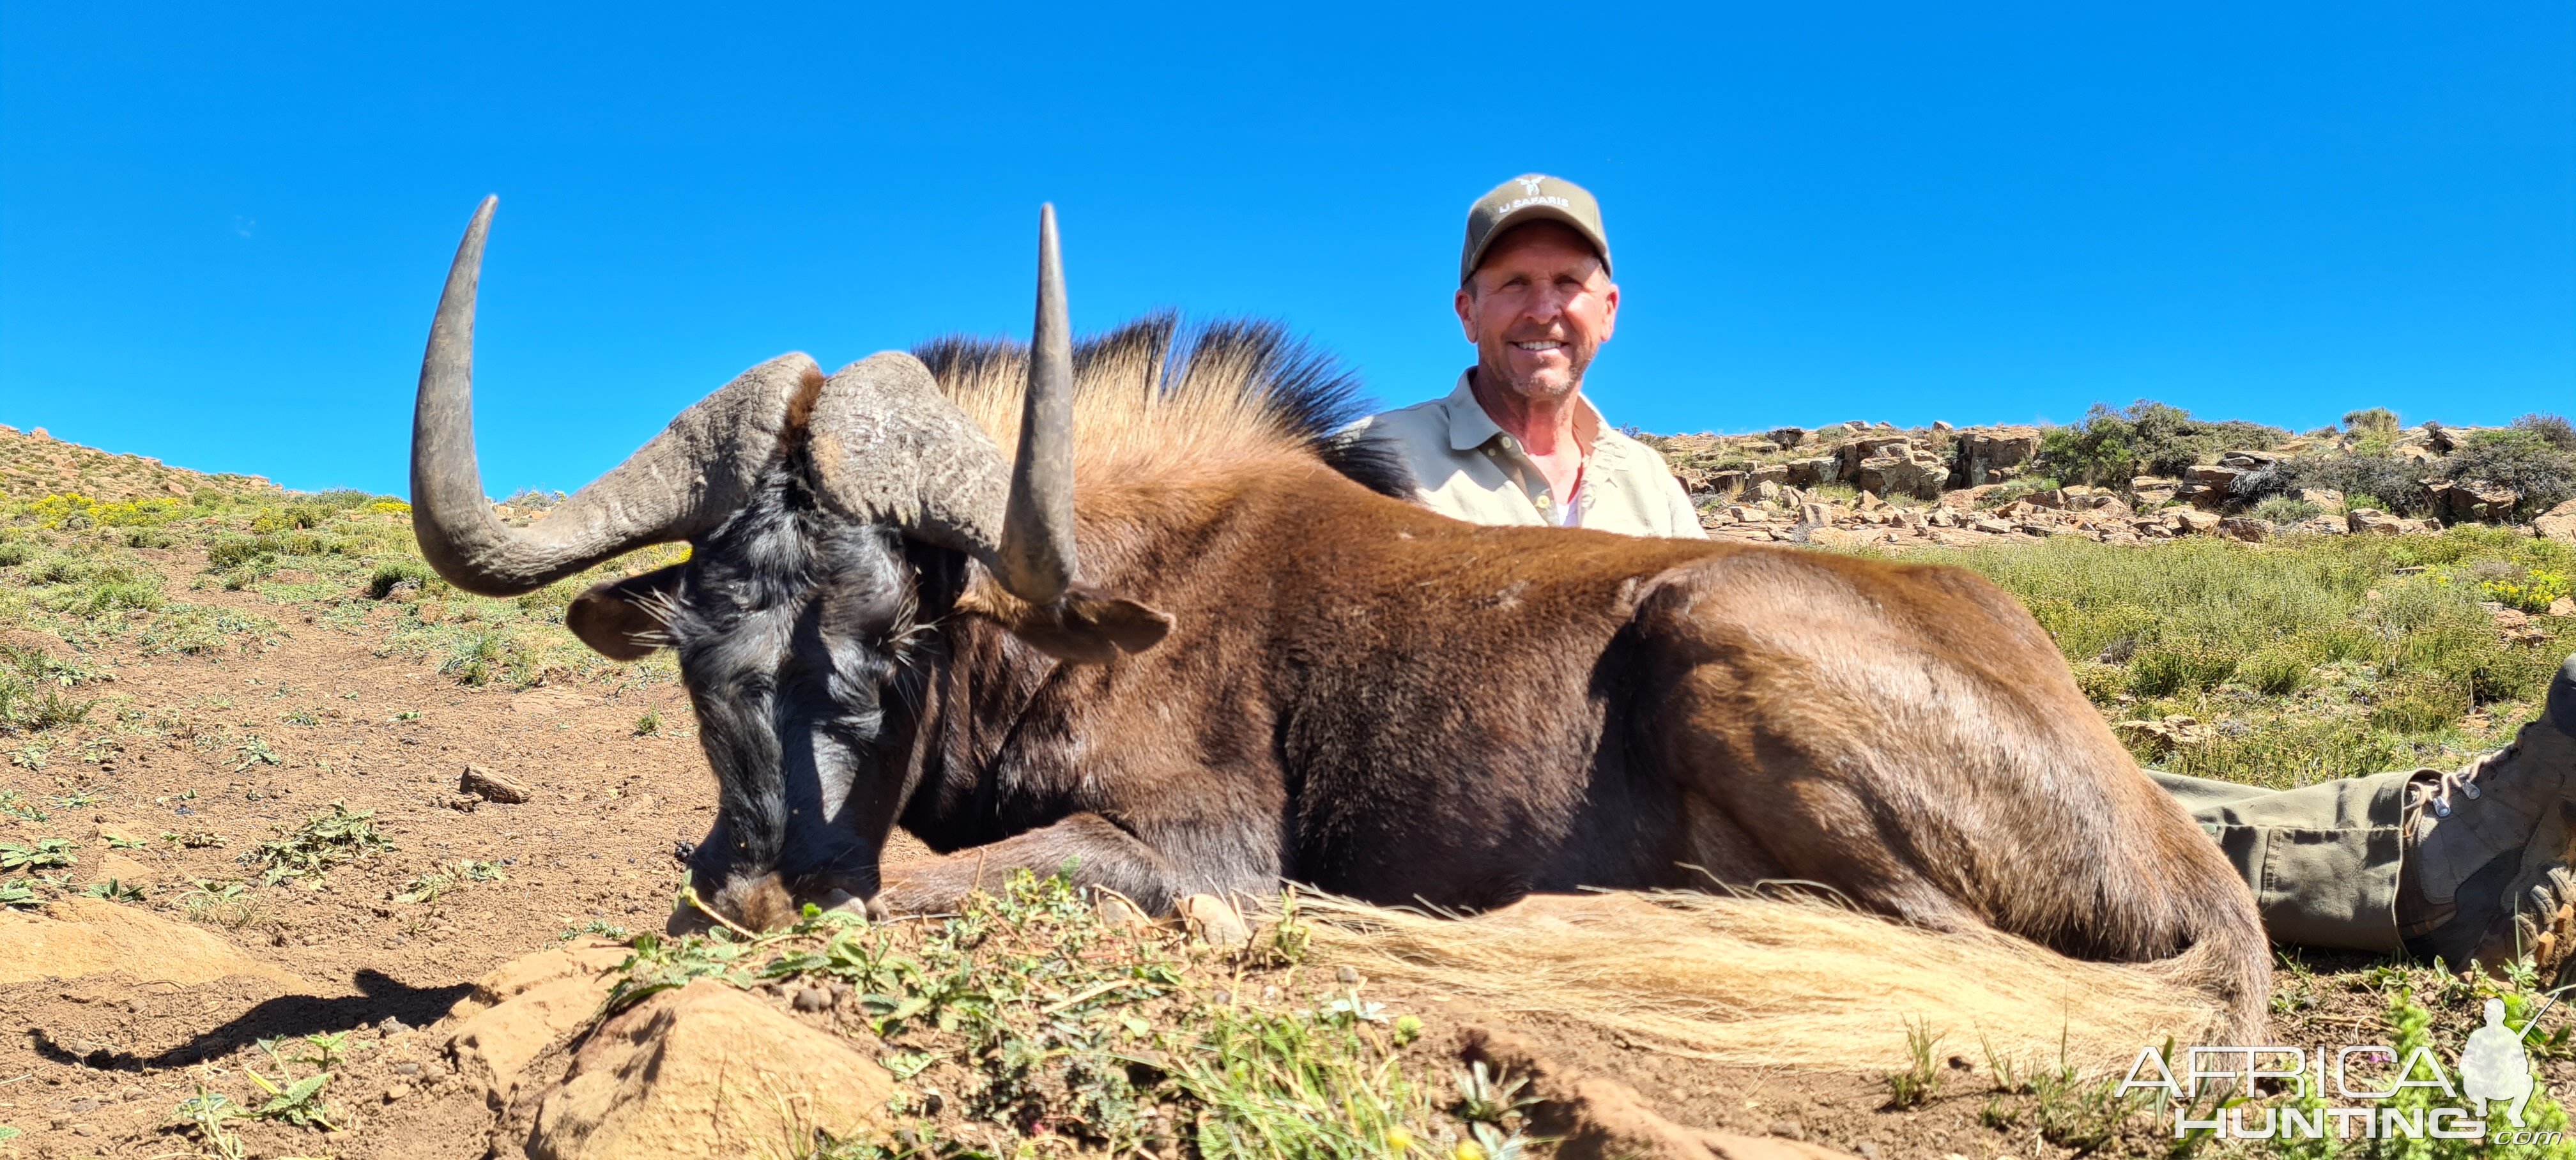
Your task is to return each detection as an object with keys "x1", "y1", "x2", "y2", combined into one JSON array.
[{"x1": 816, "y1": 887, "x2": 878, "y2": 922}]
